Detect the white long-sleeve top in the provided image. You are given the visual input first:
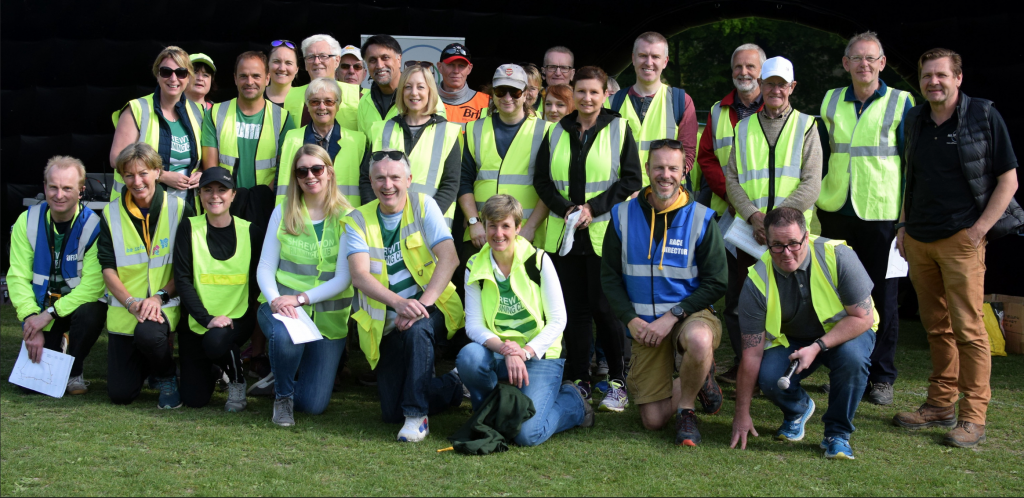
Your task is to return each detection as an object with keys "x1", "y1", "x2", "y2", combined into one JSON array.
[
  {"x1": 464, "y1": 251, "x2": 566, "y2": 358},
  {"x1": 257, "y1": 205, "x2": 351, "y2": 303}
]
